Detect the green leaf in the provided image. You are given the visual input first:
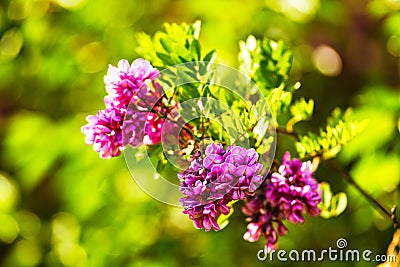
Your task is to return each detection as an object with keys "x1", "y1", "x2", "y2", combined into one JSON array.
[
  {"x1": 290, "y1": 98, "x2": 314, "y2": 119},
  {"x1": 170, "y1": 53, "x2": 183, "y2": 65},
  {"x1": 319, "y1": 182, "x2": 332, "y2": 211},
  {"x1": 159, "y1": 37, "x2": 174, "y2": 53},
  {"x1": 239, "y1": 36, "x2": 294, "y2": 94},
  {"x1": 136, "y1": 21, "x2": 216, "y2": 70},
  {"x1": 265, "y1": 86, "x2": 293, "y2": 123},
  {"x1": 190, "y1": 39, "x2": 201, "y2": 61},
  {"x1": 201, "y1": 84, "x2": 211, "y2": 97},
  {"x1": 319, "y1": 182, "x2": 348, "y2": 218},
  {"x1": 296, "y1": 108, "x2": 366, "y2": 159},
  {"x1": 135, "y1": 21, "x2": 218, "y2": 98},
  {"x1": 203, "y1": 50, "x2": 216, "y2": 62},
  {"x1": 286, "y1": 98, "x2": 314, "y2": 132},
  {"x1": 155, "y1": 52, "x2": 174, "y2": 65},
  {"x1": 330, "y1": 193, "x2": 348, "y2": 216}
]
